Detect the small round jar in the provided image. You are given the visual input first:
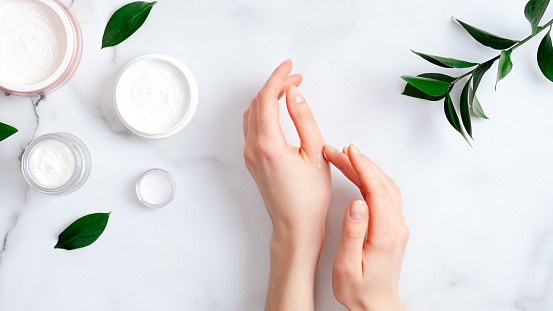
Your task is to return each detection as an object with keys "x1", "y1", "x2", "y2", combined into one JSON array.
[
  {"x1": 136, "y1": 169, "x2": 176, "y2": 208},
  {"x1": 114, "y1": 54, "x2": 199, "y2": 139},
  {"x1": 21, "y1": 133, "x2": 91, "y2": 195},
  {"x1": 0, "y1": 0, "x2": 83, "y2": 96}
]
